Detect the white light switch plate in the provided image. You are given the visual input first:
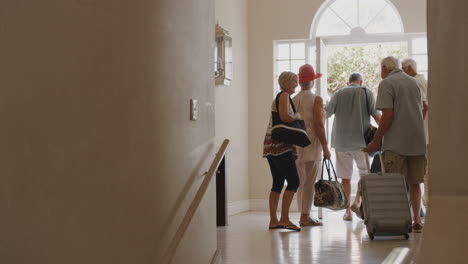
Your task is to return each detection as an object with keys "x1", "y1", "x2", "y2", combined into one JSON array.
[{"x1": 190, "y1": 99, "x2": 198, "y2": 121}]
